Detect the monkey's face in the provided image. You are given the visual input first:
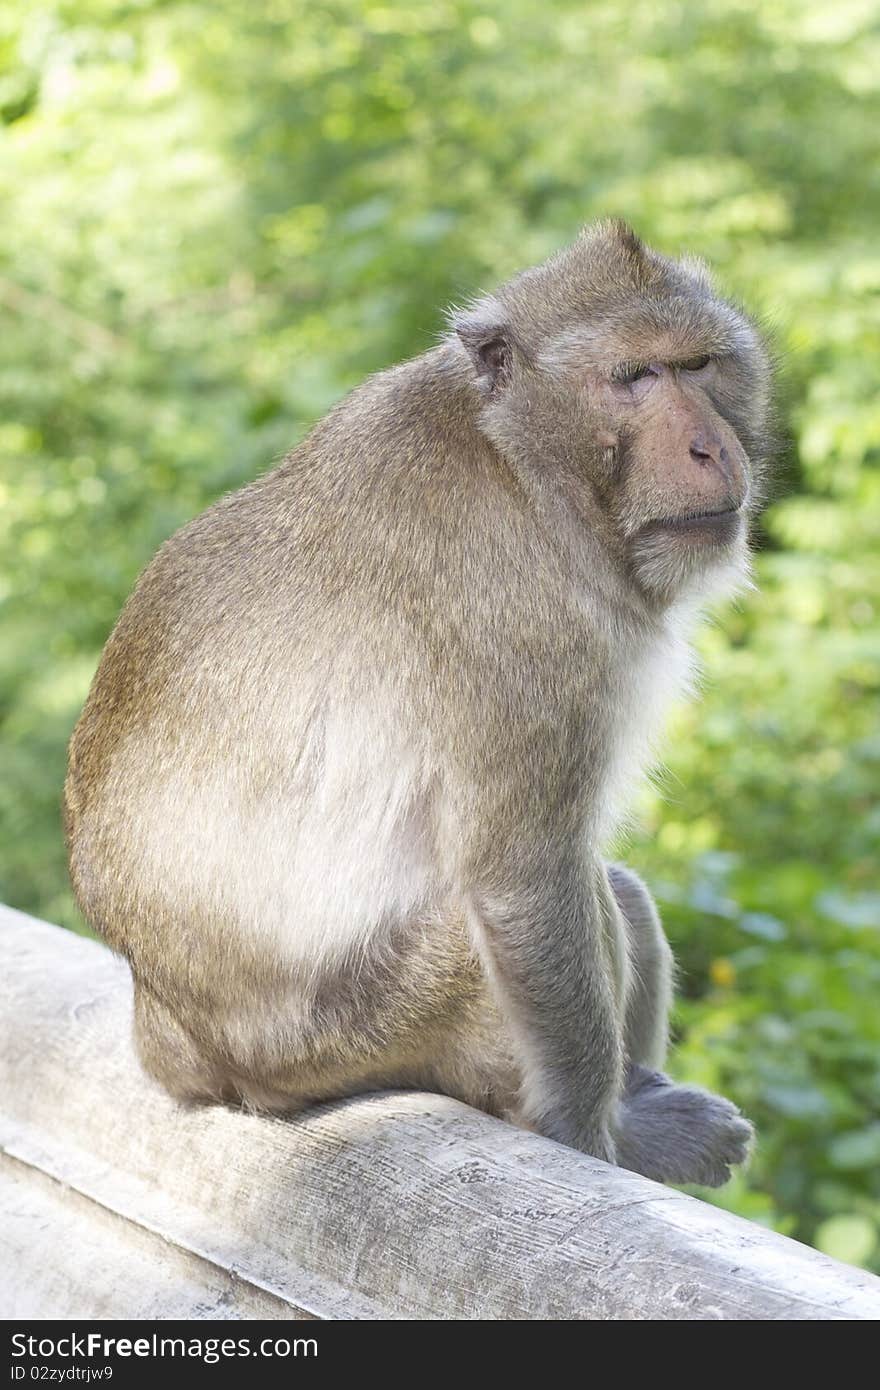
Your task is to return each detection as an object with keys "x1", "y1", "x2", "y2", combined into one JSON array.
[
  {"x1": 453, "y1": 222, "x2": 772, "y2": 607},
  {"x1": 584, "y1": 338, "x2": 764, "y2": 603}
]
